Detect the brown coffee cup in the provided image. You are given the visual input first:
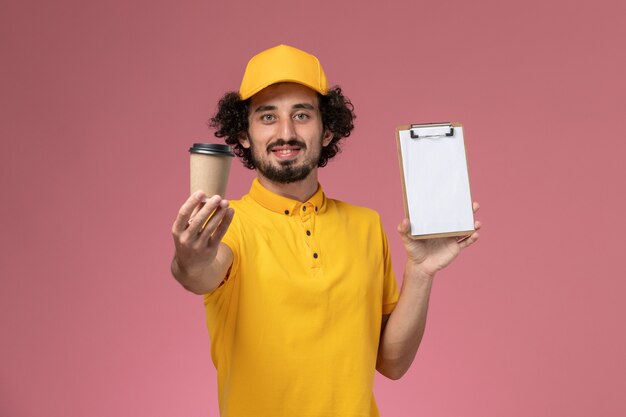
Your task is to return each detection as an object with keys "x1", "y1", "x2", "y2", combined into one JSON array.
[{"x1": 189, "y1": 143, "x2": 235, "y2": 198}]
